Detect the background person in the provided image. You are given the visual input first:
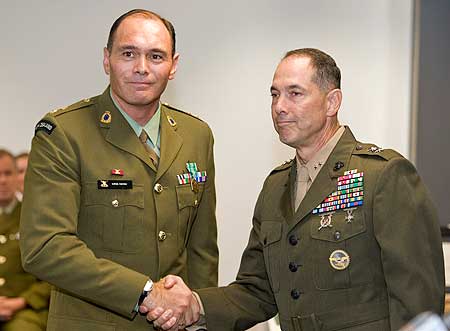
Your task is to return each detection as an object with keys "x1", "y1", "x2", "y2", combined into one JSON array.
[{"x1": 0, "y1": 148, "x2": 50, "y2": 331}]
